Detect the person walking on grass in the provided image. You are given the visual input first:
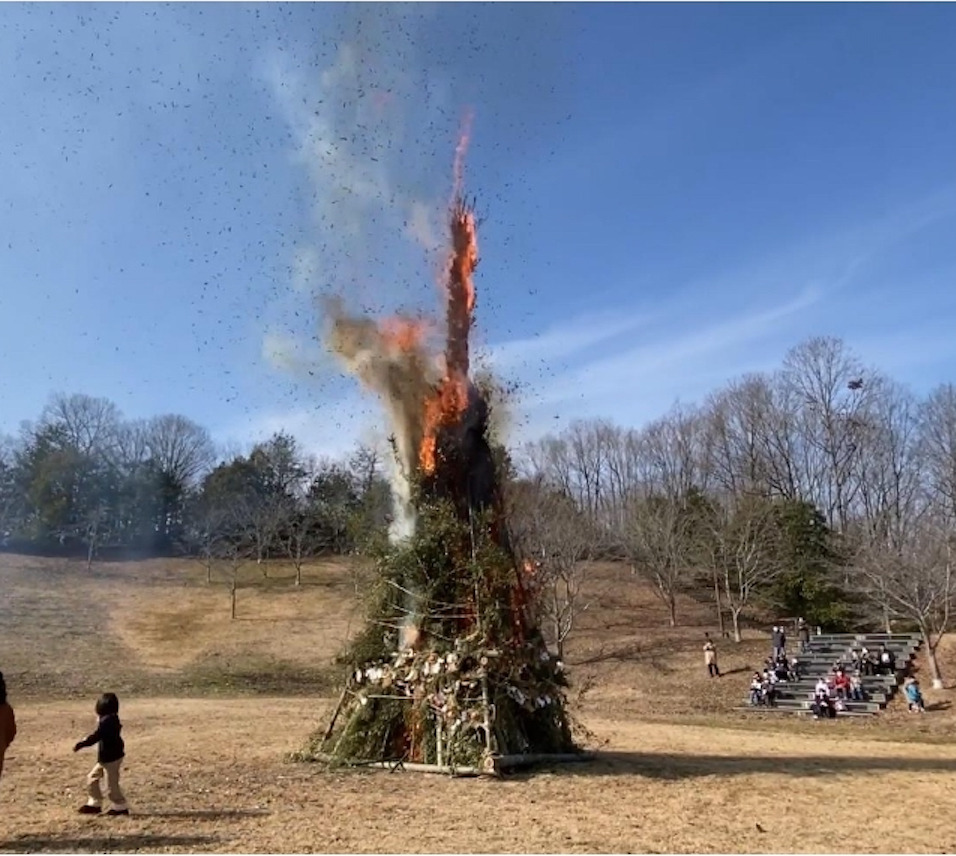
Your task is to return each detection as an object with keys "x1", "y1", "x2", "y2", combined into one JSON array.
[
  {"x1": 73, "y1": 692, "x2": 128, "y2": 816},
  {"x1": 0, "y1": 672, "x2": 16, "y2": 783},
  {"x1": 704, "y1": 633, "x2": 721, "y2": 678}
]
